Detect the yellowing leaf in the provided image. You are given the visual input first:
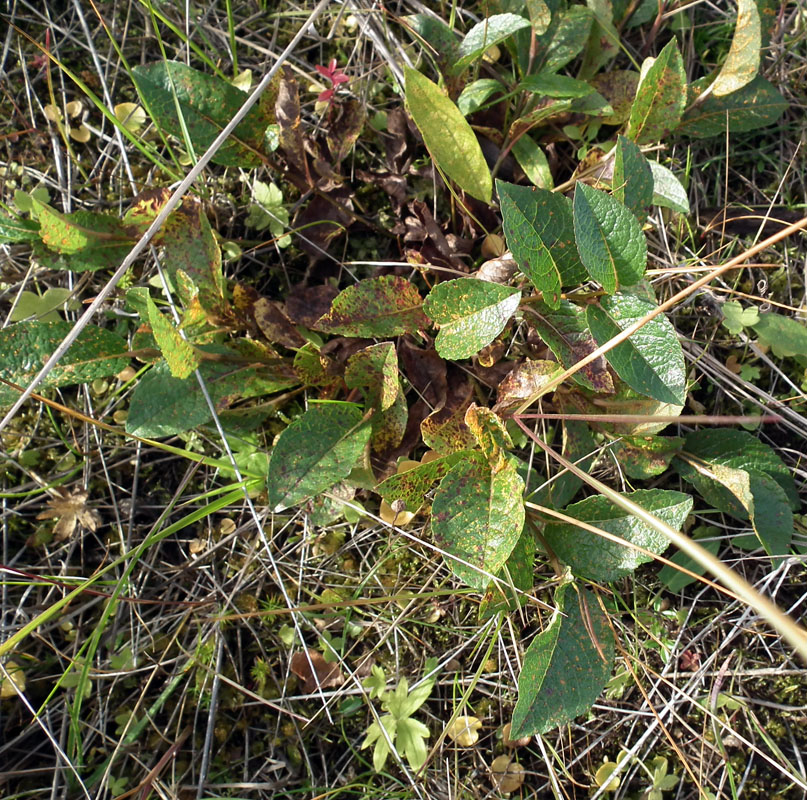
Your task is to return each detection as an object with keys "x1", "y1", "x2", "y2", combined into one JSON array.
[
  {"x1": 445, "y1": 715, "x2": 483, "y2": 746},
  {"x1": 404, "y1": 66, "x2": 492, "y2": 203},
  {"x1": 711, "y1": 0, "x2": 761, "y2": 97},
  {"x1": 114, "y1": 102, "x2": 146, "y2": 133},
  {"x1": 0, "y1": 661, "x2": 26, "y2": 698}
]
